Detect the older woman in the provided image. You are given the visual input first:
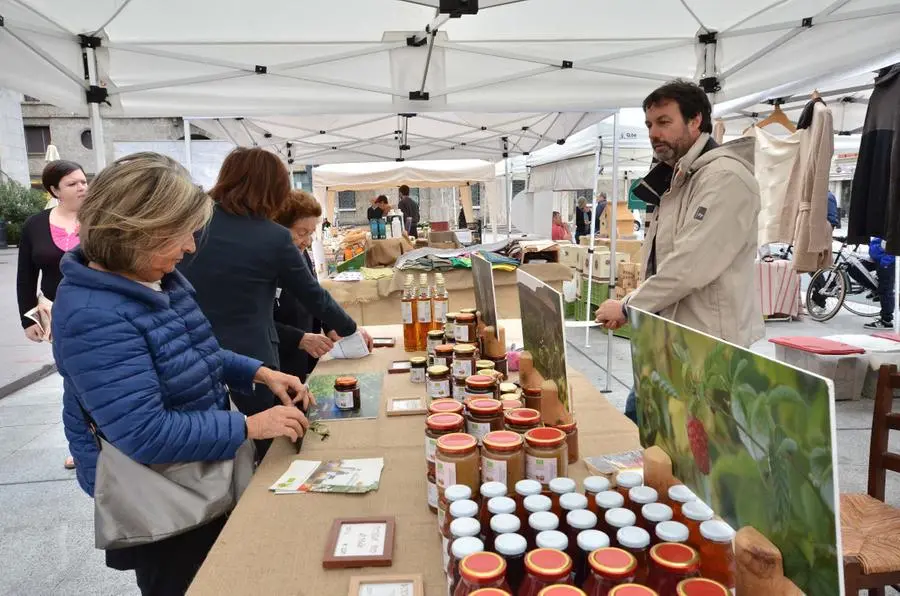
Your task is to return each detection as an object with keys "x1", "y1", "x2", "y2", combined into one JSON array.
[{"x1": 52, "y1": 153, "x2": 311, "y2": 595}]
